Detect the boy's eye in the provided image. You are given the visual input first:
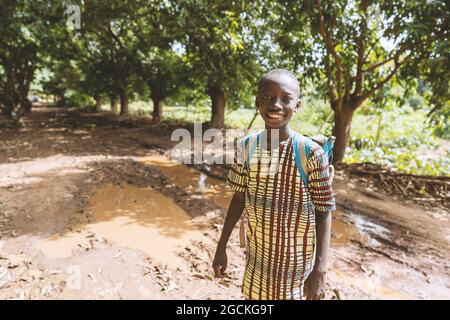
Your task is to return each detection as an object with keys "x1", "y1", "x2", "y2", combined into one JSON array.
[
  {"x1": 263, "y1": 95, "x2": 272, "y2": 100},
  {"x1": 283, "y1": 96, "x2": 293, "y2": 103}
]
